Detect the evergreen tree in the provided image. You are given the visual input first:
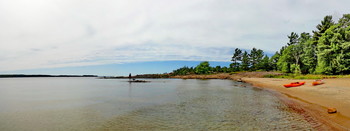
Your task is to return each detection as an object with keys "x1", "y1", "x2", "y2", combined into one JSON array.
[
  {"x1": 231, "y1": 48, "x2": 243, "y2": 71},
  {"x1": 260, "y1": 55, "x2": 271, "y2": 71},
  {"x1": 270, "y1": 52, "x2": 280, "y2": 71},
  {"x1": 313, "y1": 15, "x2": 334, "y2": 45},
  {"x1": 249, "y1": 48, "x2": 264, "y2": 71},
  {"x1": 316, "y1": 14, "x2": 350, "y2": 74},
  {"x1": 240, "y1": 51, "x2": 250, "y2": 71},
  {"x1": 299, "y1": 32, "x2": 311, "y2": 43},
  {"x1": 298, "y1": 32, "x2": 316, "y2": 73},
  {"x1": 287, "y1": 32, "x2": 299, "y2": 46}
]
